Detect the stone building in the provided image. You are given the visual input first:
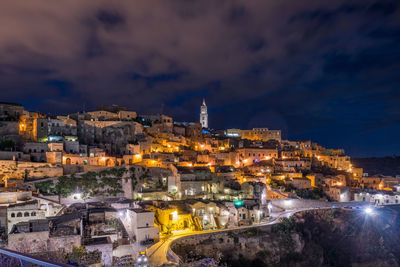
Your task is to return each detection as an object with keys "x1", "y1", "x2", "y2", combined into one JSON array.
[
  {"x1": 0, "y1": 102, "x2": 25, "y2": 119},
  {"x1": 237, "y1": 148, "x2": 278, "y2": 165},
  {"x1": 240, "y1": 128, "x2": 281, "y2": 142},
  {"x1": 87, "y1": 110, "x2": 119, "y2": 121},
  {"x1": 8, "y1": 219, "x2": 81, "y2": 255},
  {"x1": 77, "y1": 120, "x2": 143, "y2": 155},
  {"x1": 354, "y1": 190, "x2": 400, "y2": 205},
  {"x1": 325, "y1": 186, "x2": 350, "y2": 202},
  {"x1": 126, "y1": 209, "x2": 159, "y2": 245},
  {"x1": 286, "y1": 178, "x2": 312, "y2": 189},
  {"x1": 7, "y1": 200, "x2": 46, "y2": 233}
]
